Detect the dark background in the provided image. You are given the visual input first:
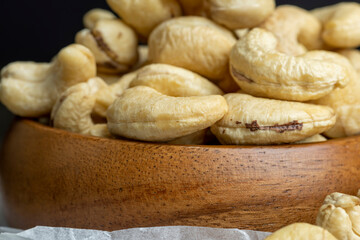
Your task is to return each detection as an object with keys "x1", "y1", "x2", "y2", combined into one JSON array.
[{"x1": 0, "y1": 0, "x2": 354, "y2": 144}]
